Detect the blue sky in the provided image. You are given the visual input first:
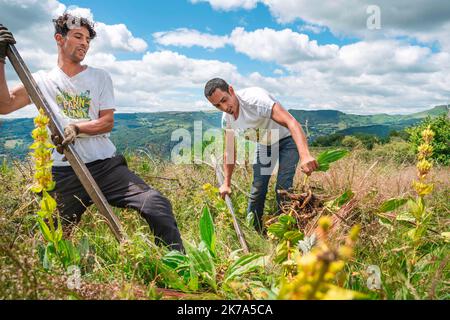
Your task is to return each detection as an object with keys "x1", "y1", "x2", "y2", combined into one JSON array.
[
  {"x1": 57, "y1": 0, "x2": 329, "y2": 76},
  {"x1": 1, "y1": 0, "x2": 449, "y2": 118},
  {"x1": 59, "y1": 0, "x2": 357, "y2": 76}
]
